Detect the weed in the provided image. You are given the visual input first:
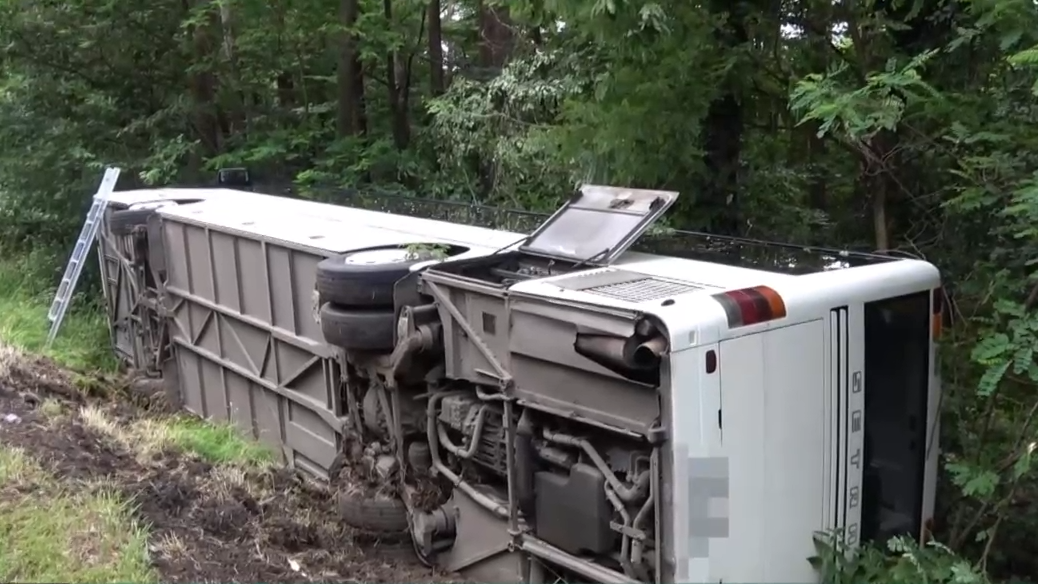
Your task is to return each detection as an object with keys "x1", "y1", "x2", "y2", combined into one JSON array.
[
  {"x1": 164, "y1": 416, "x2": 276, "y2": 466},
  {"x1": 80, "y1": 405, "x2": 276, "y2": 467},
  {"x1": 0, "y1": 254, "x2": 115, "y2": 372},
  {"x1": 811, "y1": 529, "x2": 988, "y2": 584},
  {"x1": 0, "y1": 446, "x2": 156, "y2": 583},
  {"x1": 38, "y1": 397, "x2": 64, "y2": 417},
  {"x1": 404, "y1": 242, "x2": 450, "y2": 260}
]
